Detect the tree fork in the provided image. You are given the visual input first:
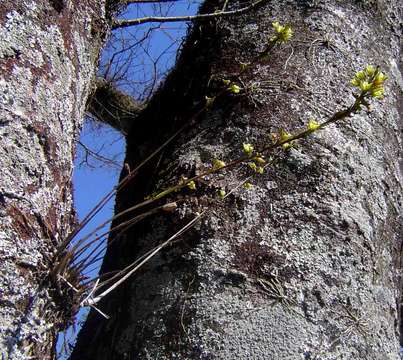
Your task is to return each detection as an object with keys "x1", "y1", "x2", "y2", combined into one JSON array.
[{"x1": 87, "y1": 78, "x2": 145, "y2": 135}]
